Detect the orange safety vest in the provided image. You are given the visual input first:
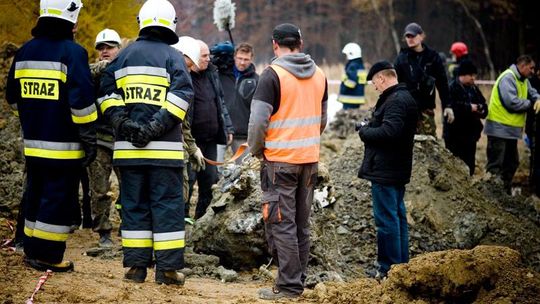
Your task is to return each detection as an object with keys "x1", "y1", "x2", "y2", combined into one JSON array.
[{"x1": 264, "y1": 64, "x2": 326, "y2": 164}]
